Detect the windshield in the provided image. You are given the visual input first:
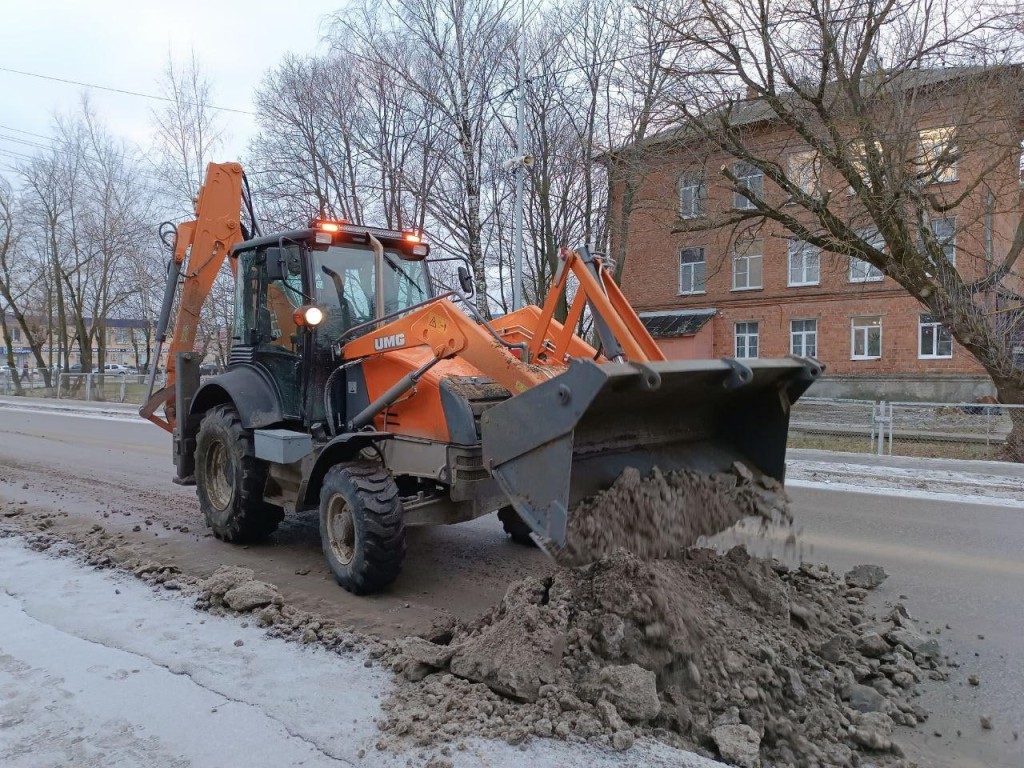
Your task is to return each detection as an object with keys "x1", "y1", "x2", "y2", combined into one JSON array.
[{"x1": 312, "y1": 244, "x2": 430, "y2": 334}]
